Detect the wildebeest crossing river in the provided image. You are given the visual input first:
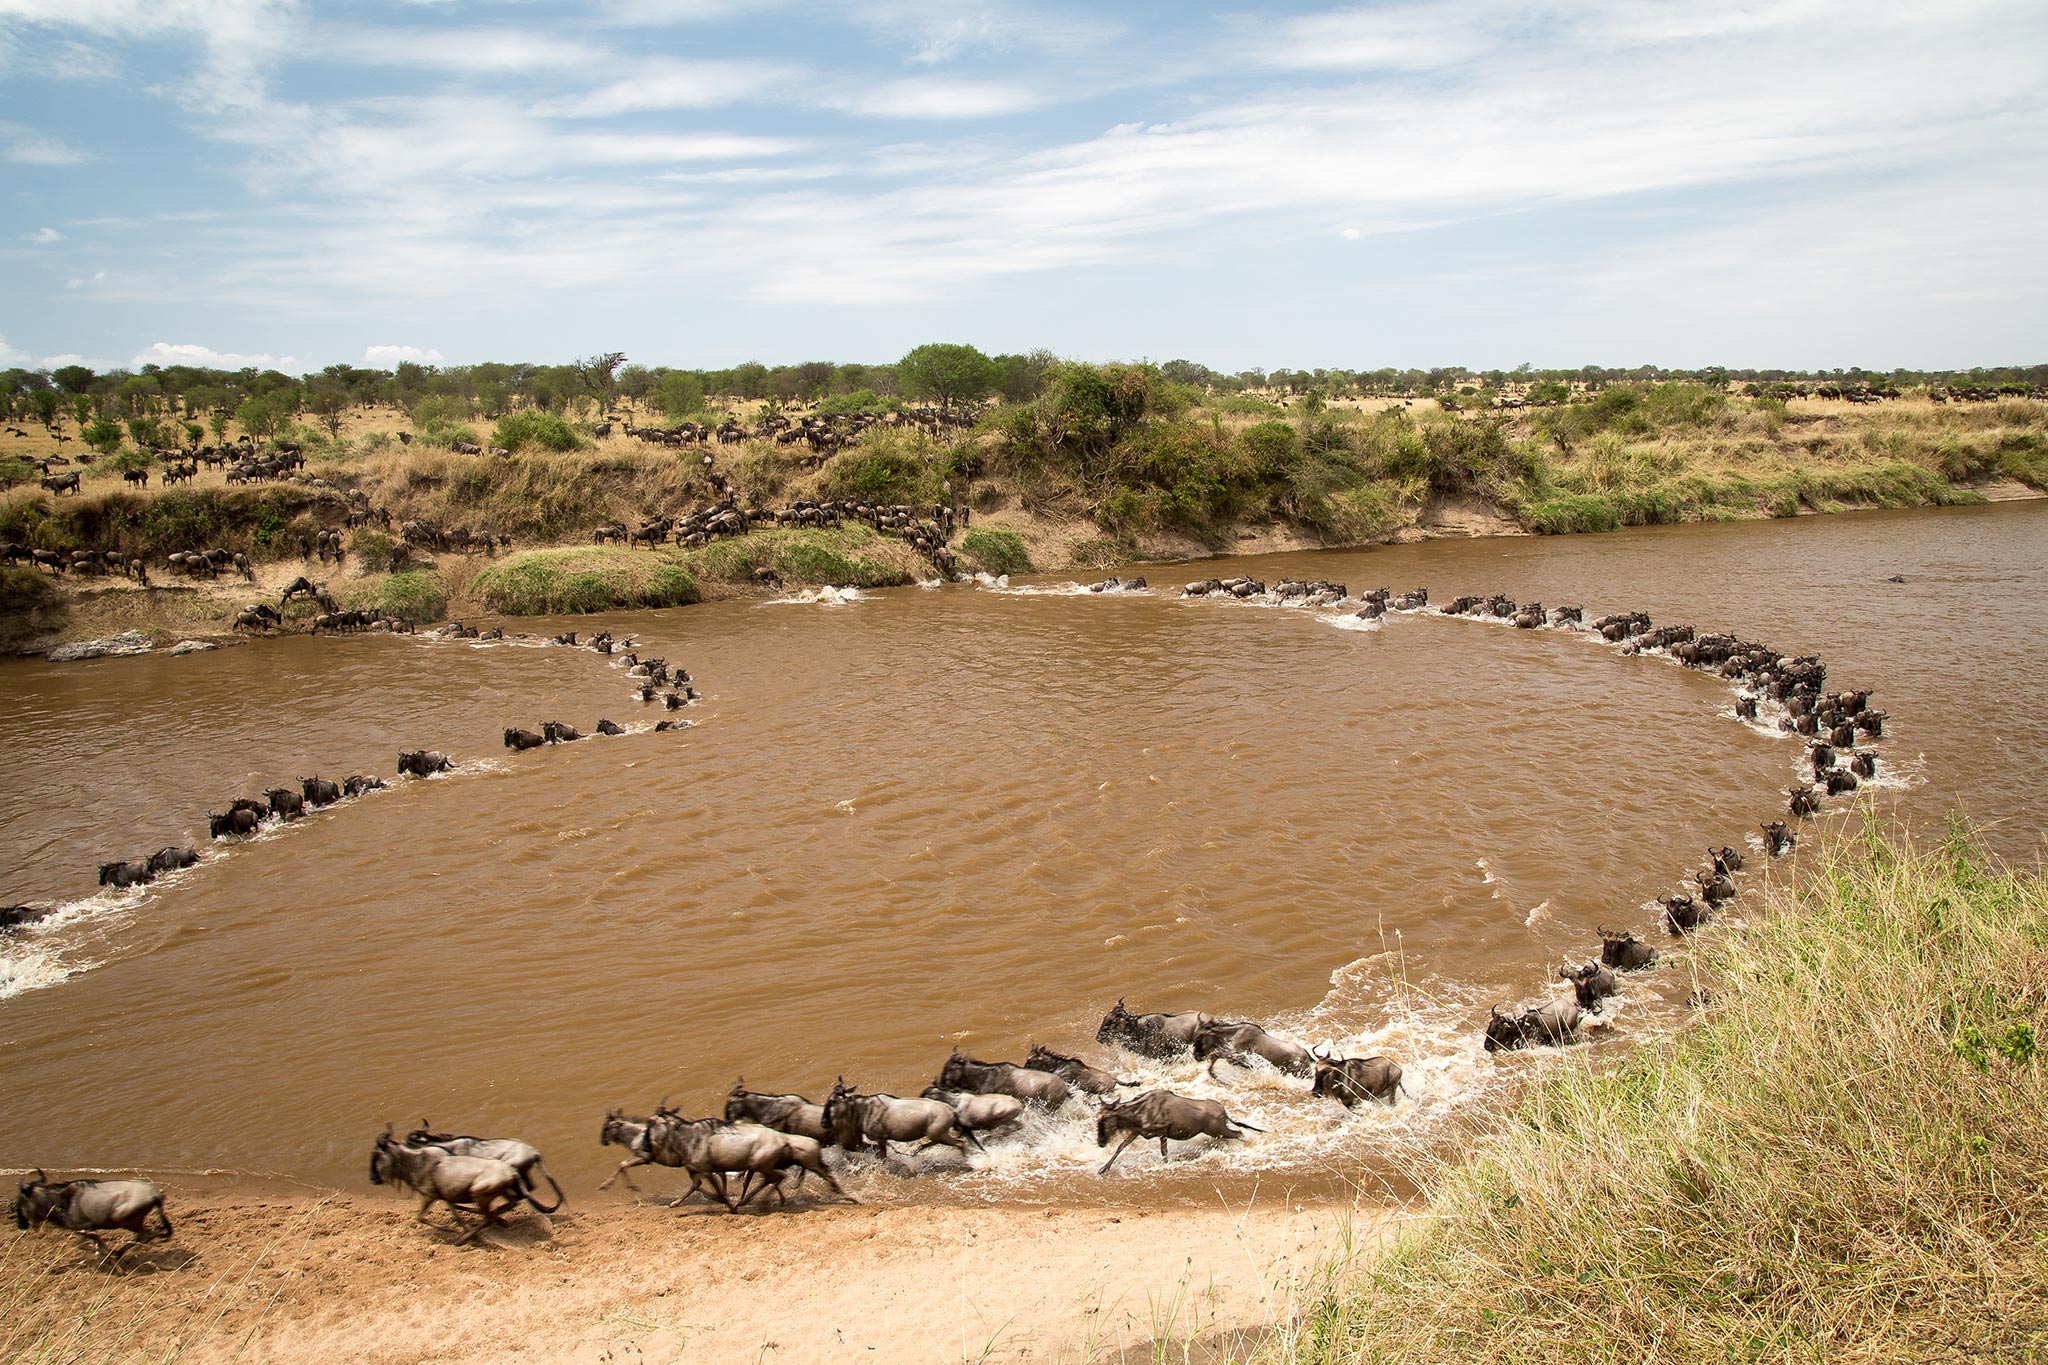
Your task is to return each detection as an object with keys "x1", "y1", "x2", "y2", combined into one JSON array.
[{"x1": 1, "y1": 501, "x2": 2044, "y2": 1206}]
